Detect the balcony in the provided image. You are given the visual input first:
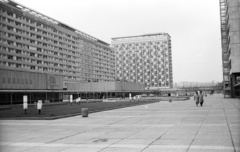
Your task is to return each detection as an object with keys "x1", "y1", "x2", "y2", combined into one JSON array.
[
  {"x1": 223, "y1": 61, "x2": 229, "y2": 68},
  {"x1": 223, "y1": 70, "x2": 229, "y2": 75}
]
